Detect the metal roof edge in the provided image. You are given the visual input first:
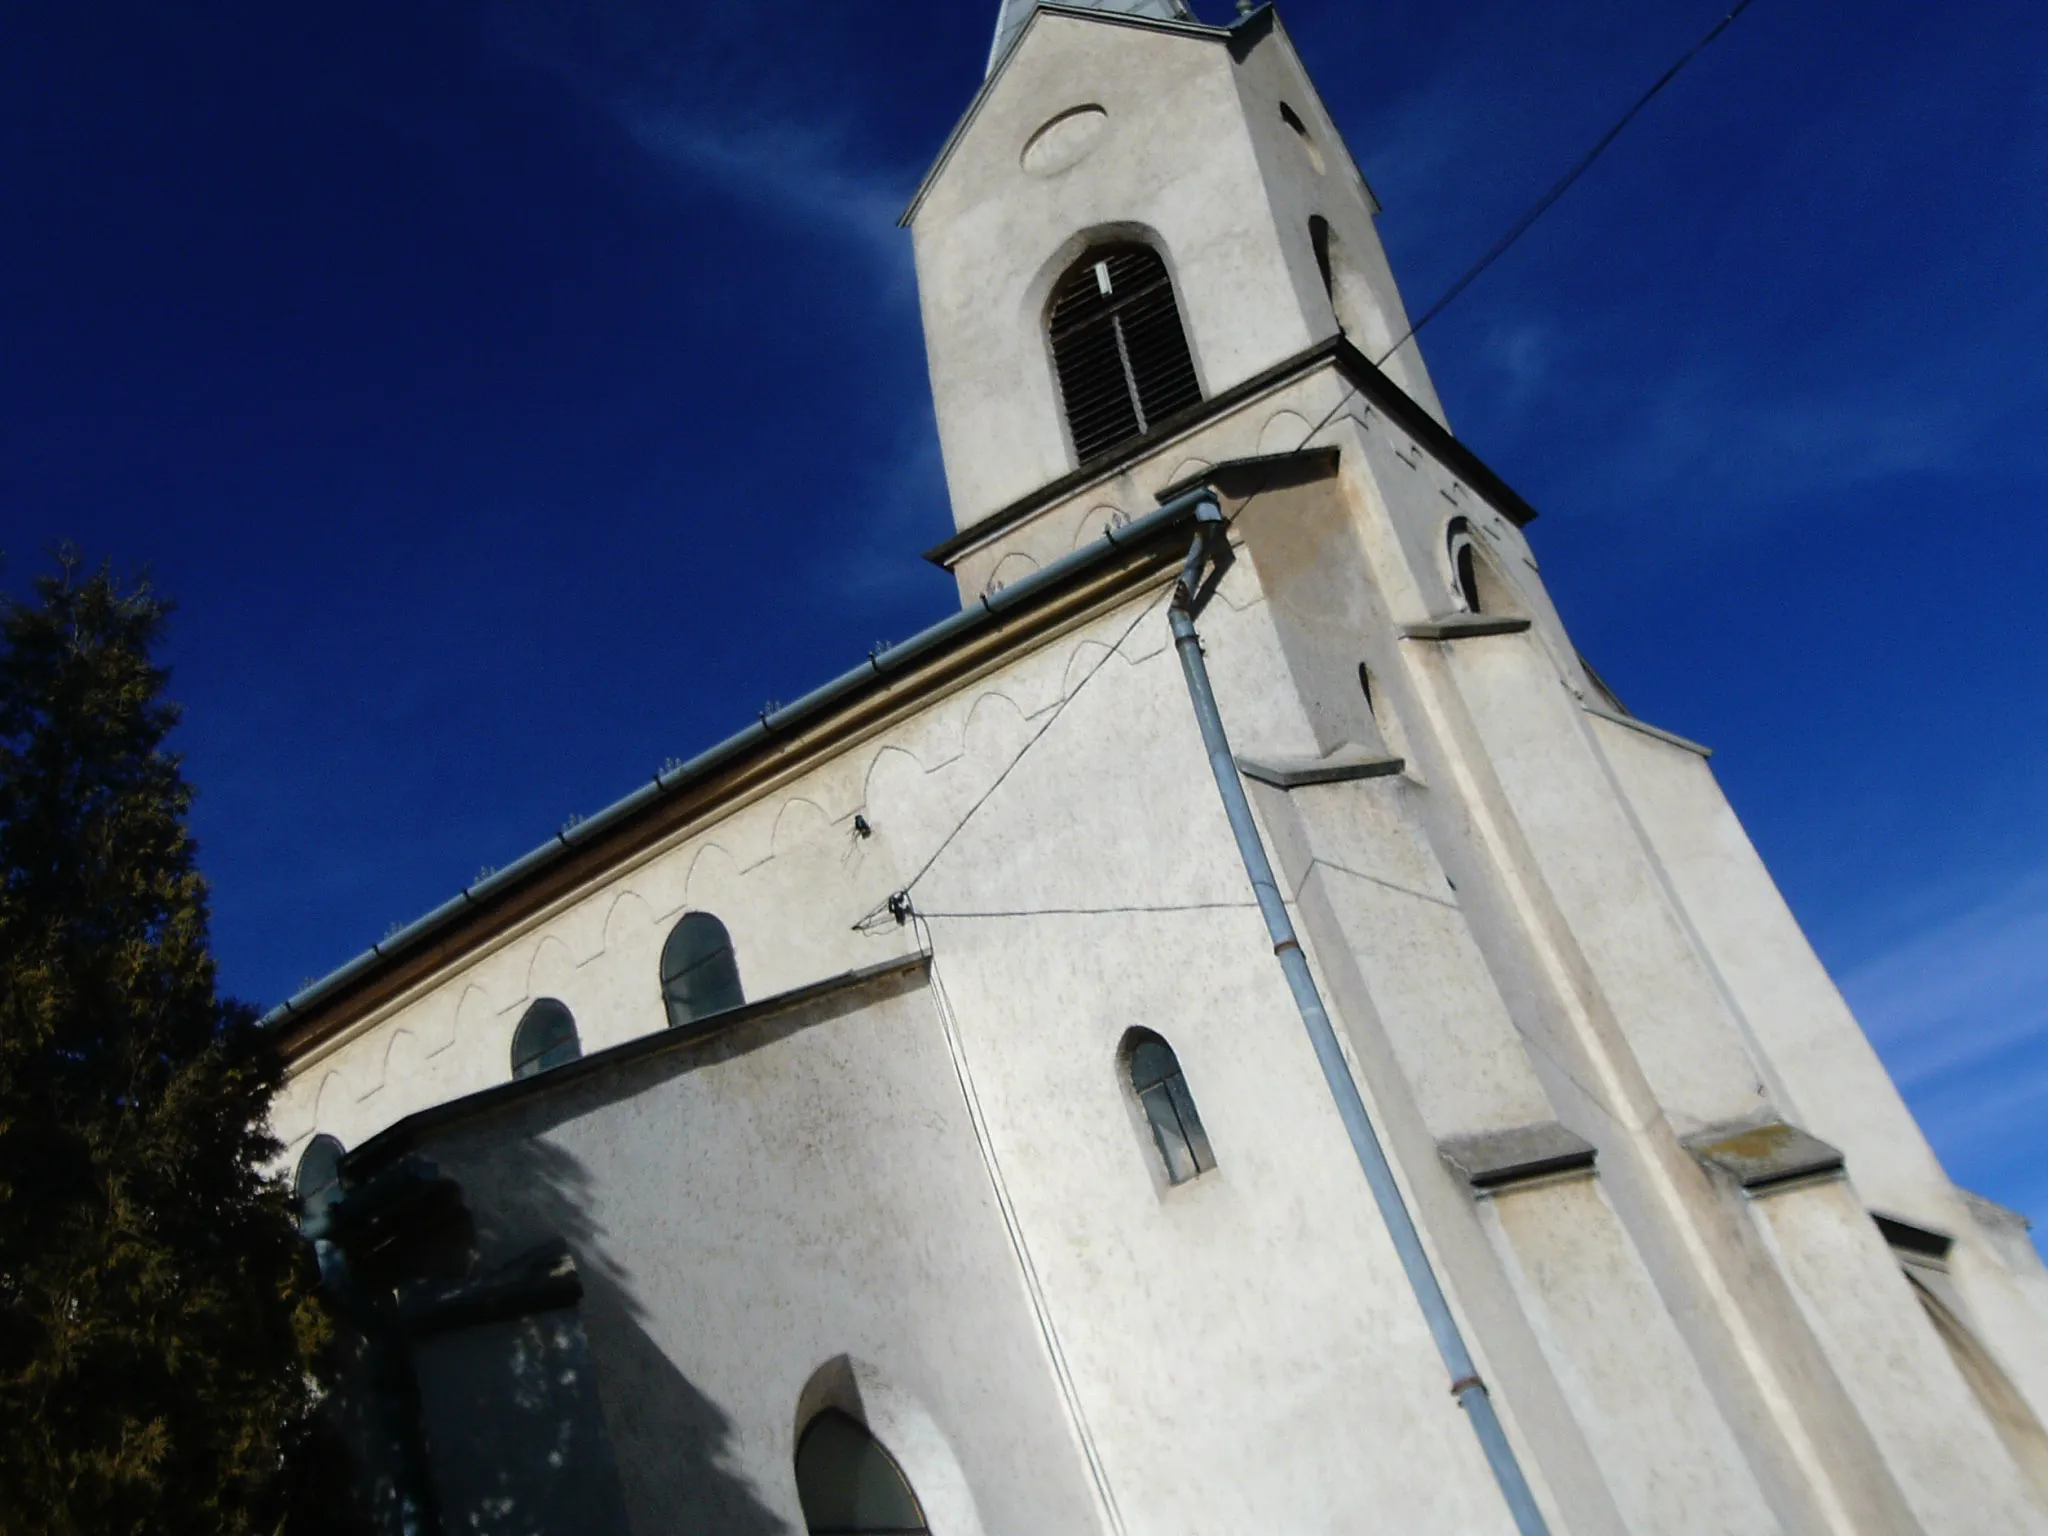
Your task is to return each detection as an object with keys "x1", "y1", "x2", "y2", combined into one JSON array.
[{"x1": 261, "y1": 485, "x2": 1220, "y2": 1037}]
